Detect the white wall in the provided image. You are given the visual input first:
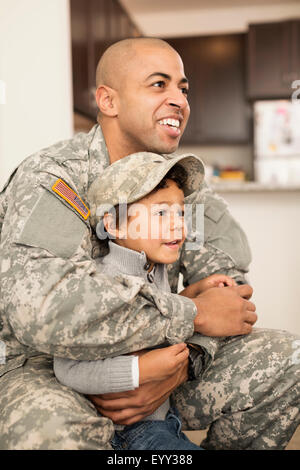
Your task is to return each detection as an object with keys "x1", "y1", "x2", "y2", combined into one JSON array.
[
  {"x1": 0, "y1": 0, "x2": 73, "y2": 189},
  {"x1": 121, "y1": 0, "x2": 300, "y2": 37},
  {"x1": 219, "y1": 190, "x2": 300, "y2": 335}
]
